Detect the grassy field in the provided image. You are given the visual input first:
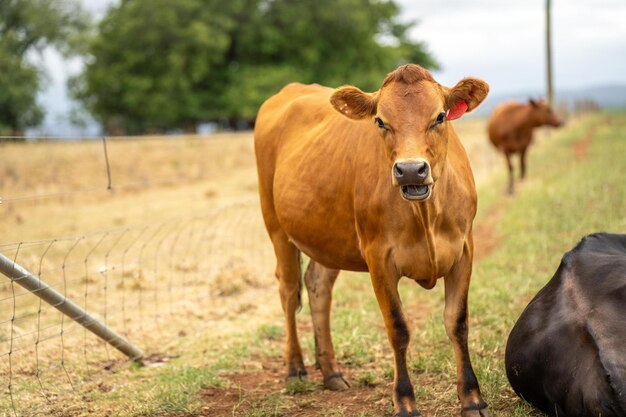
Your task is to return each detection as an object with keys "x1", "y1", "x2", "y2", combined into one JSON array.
[{"x1": 1, "y1": 112, "x2": 624, "y2": 416}]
